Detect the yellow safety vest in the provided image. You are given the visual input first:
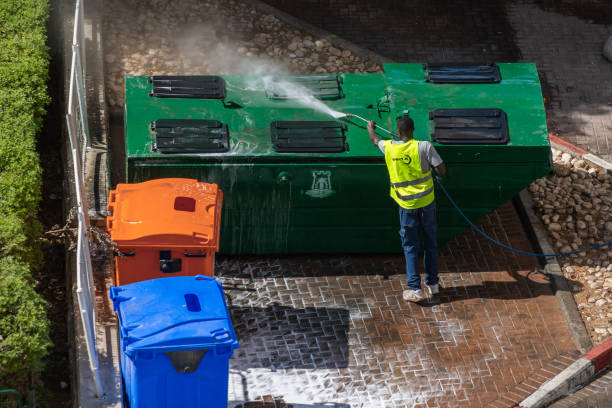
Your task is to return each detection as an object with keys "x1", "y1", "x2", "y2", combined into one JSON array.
[{"x1": 383, "y1": 139, "x2": 435, "y2": 209}]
